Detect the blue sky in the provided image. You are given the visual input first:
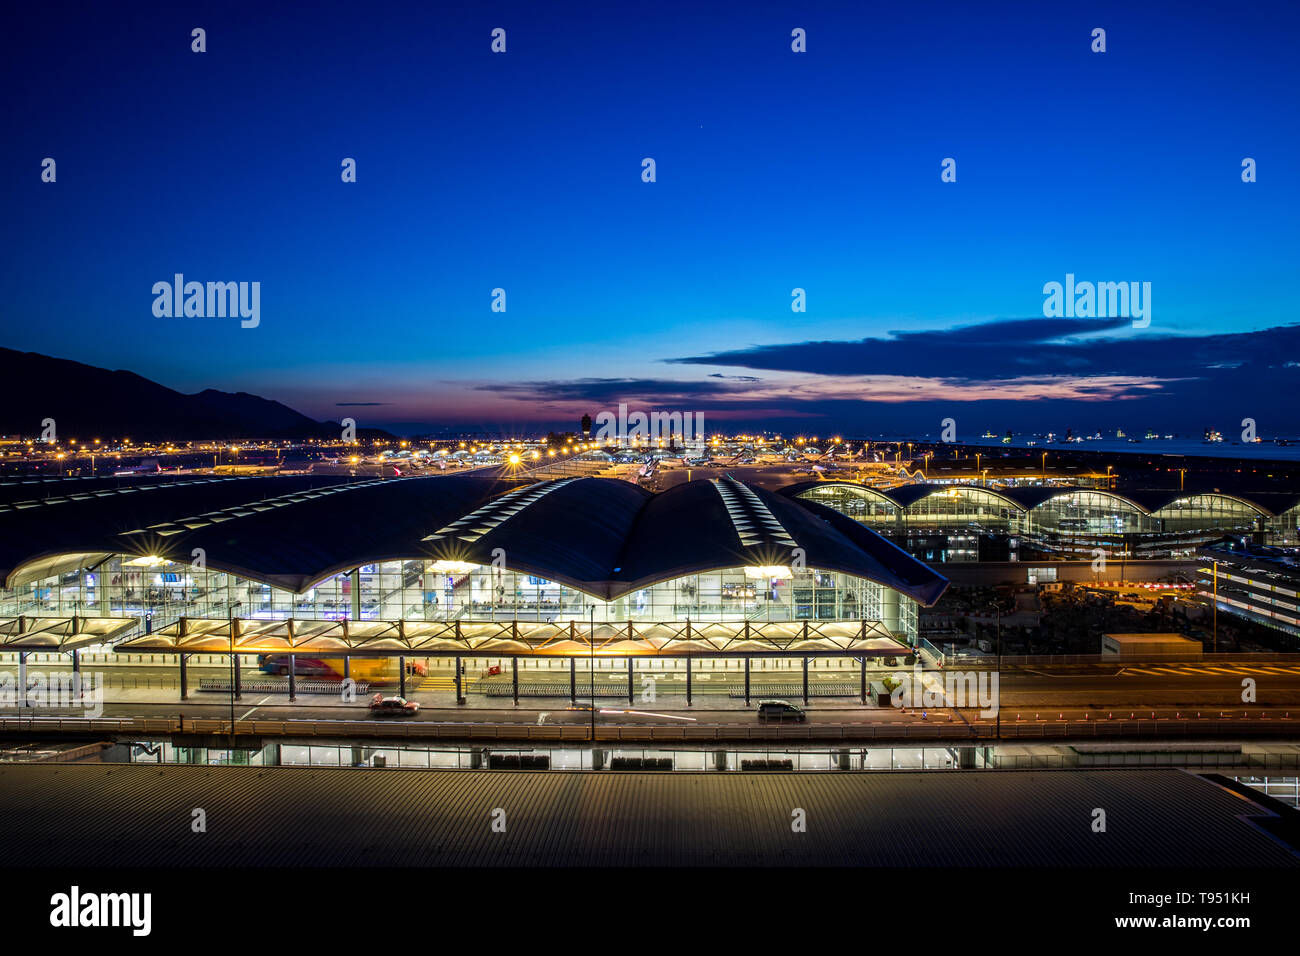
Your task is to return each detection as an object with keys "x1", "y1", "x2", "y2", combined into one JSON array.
[{"x1": 2, "y1": 0, "x2": 1298, "y2": 435}]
